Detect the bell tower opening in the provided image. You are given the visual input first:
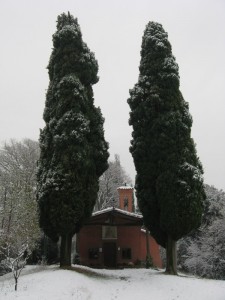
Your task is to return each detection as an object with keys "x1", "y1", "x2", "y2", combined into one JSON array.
[{"x1": 117, "y1": 184, "x2": 134, "y2": 212}]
